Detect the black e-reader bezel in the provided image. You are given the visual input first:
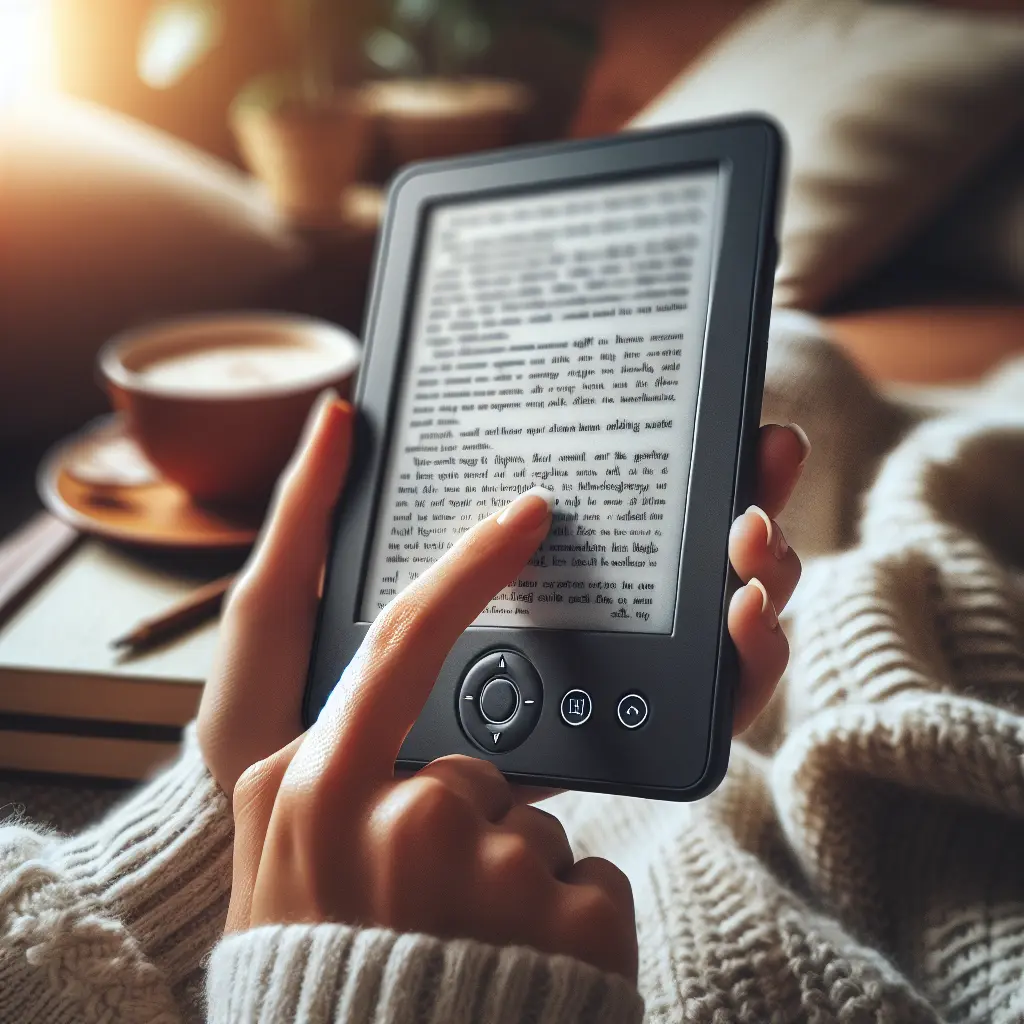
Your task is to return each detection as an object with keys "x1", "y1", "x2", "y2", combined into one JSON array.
[{"x1": 304, "y1": 116, "x2": 782, "y2": 801}]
